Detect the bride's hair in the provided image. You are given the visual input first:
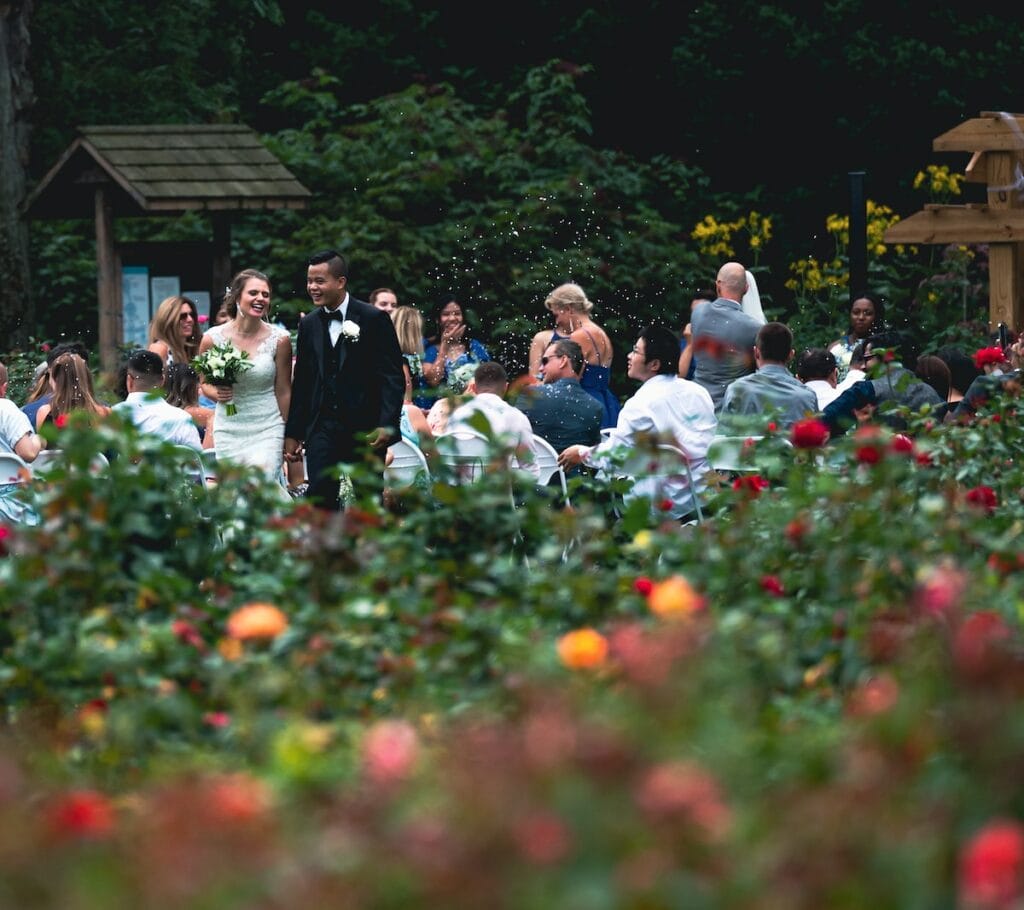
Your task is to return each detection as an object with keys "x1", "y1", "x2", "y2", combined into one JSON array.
[{"x1": 224, "y1": 269, "x2": 271, "y2": 319}]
